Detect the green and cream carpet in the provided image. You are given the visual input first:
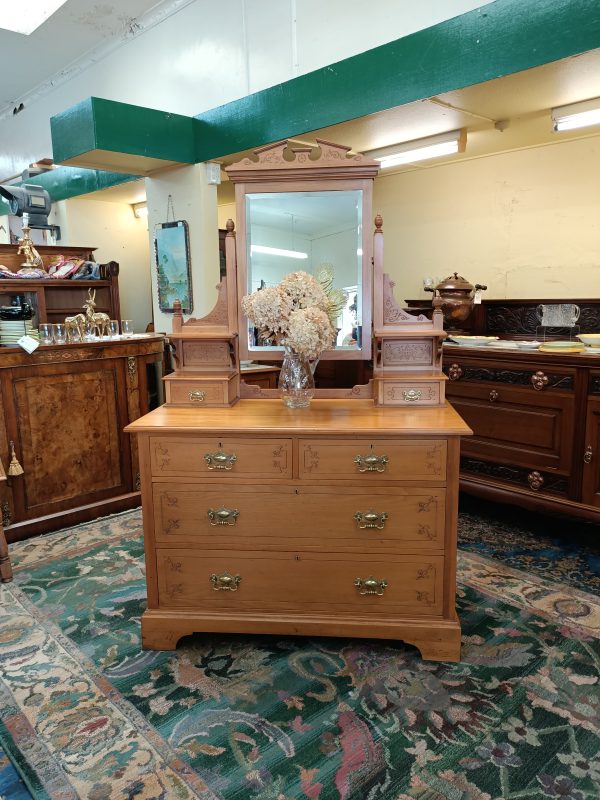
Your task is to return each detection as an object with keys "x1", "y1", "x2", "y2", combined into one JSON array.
[{"x1": 0, "y1": 502, "x2": 598, "y2": 800}]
